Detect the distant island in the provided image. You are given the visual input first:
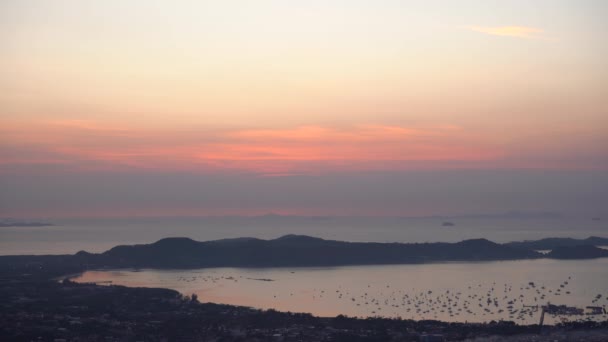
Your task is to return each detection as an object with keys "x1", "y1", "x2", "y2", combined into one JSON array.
[
  {"x1": 424, "y1": 210, "x2": 564, "y2": 220},
  {"x1": 89, "y1": 235, "x2": 543, "y2": 269},
  {"x1": 2, "y1": 234, "x2": 608, "y2": 341},
  {"x1": 2, "y1": 235, "x2": 608, "y2": 281},
  {"x1": 0, "y1": 218, "x2": 54, "y2": 227},
  {"x1": 504, "y1": 236, "x2": 608, "y2": 251}
]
